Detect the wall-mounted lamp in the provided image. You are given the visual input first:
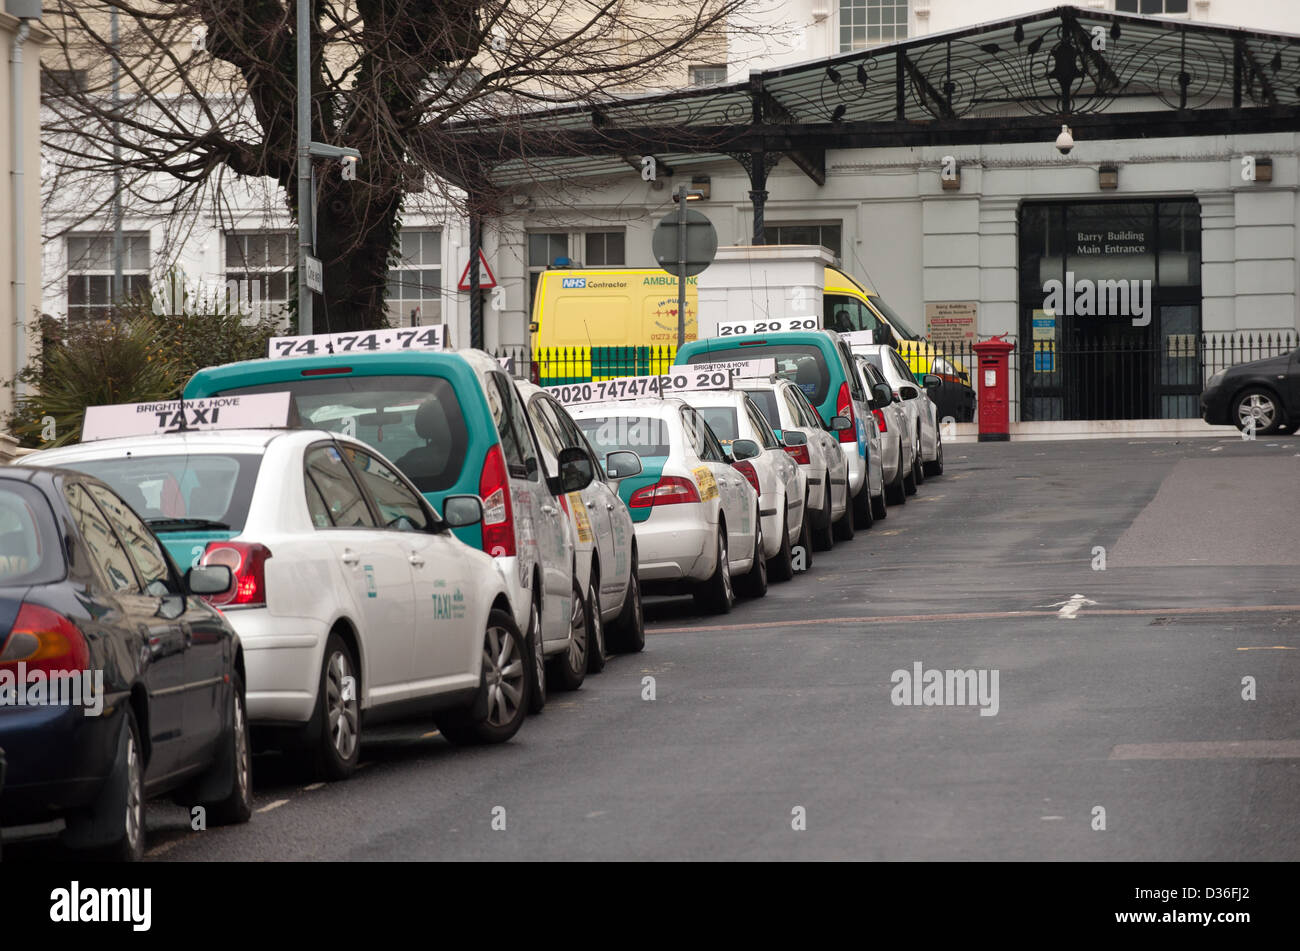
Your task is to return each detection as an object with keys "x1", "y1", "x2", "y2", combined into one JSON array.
[{"x1": 1098, "y1": 164, "x2": 1119, "y2": 190}]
